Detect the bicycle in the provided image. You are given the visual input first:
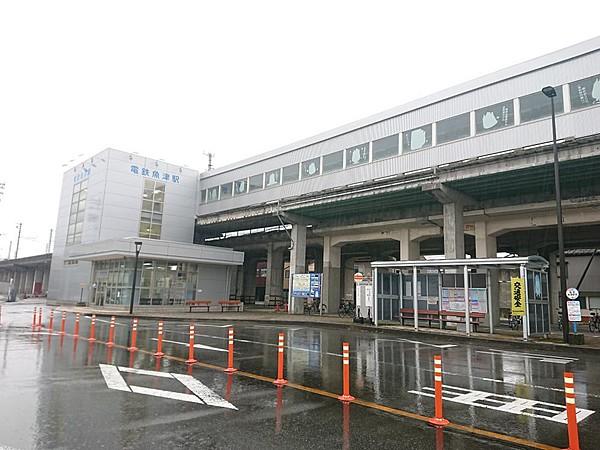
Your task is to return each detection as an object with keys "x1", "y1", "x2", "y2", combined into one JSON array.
[
  {"x1": 589, "y1": 310, "x2": 600, "y2": 333},
  {"x1": 508, "y1": 314, "x2": 522, "y2": 330},
  {"x1": 338, "y1": 301, "x2": 355, "y2": 318},
  {"x1": 304, "y1": 298, "x2": 327, "y2": 315}
]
